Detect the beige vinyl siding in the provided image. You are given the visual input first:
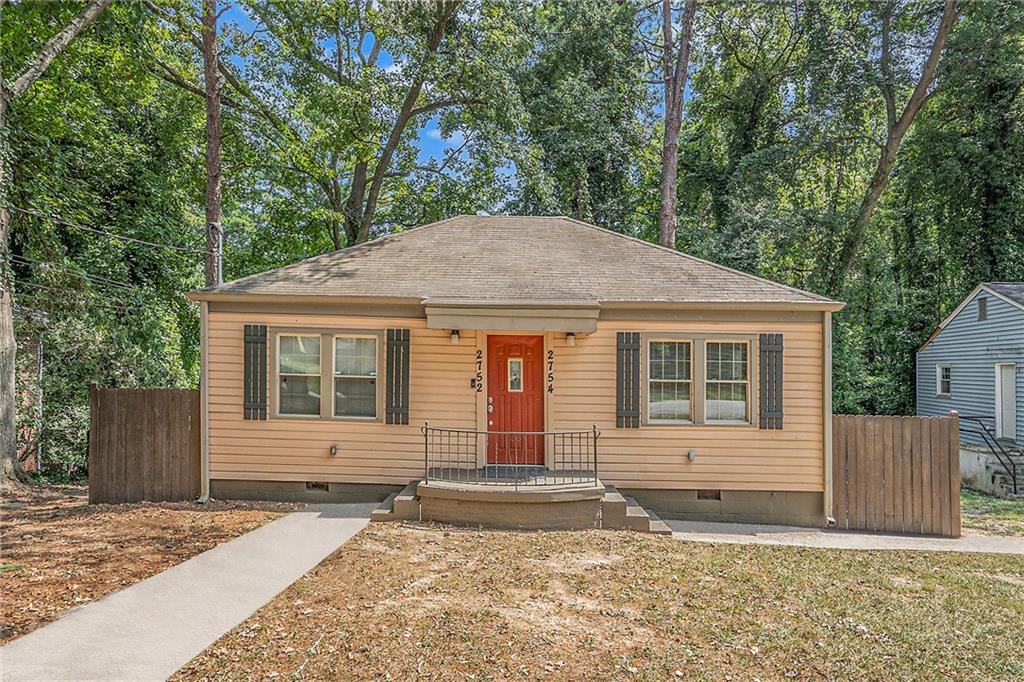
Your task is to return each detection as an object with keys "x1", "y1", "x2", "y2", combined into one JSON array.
[
  {"x1": 208, "y1": 311, "x2": 825, "y2": 492},
  {"x1": 548, "y1": 320, "x2": 824, "y2": 492},
  {"x1": 208, "y1": 311, "x2": 475, "y2": 484}
]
